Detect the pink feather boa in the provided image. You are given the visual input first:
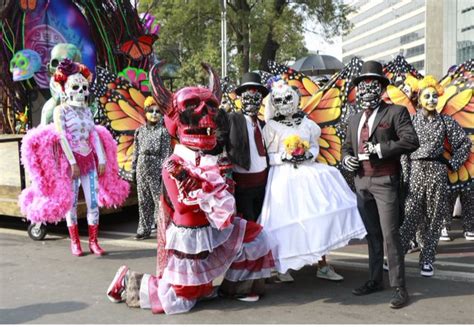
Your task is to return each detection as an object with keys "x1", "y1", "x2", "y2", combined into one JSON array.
[{"x1": 19, "y1": 124, "x2": 130, "y2": 224}]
